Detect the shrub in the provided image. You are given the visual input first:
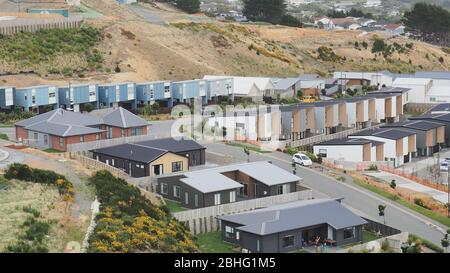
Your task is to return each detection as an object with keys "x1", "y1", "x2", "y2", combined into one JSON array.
[
  {"x1": 414, "y1": 198, "x2": 431, "y2": 210},
  {"x1": 368, "y1": 164, "x2": 378, "y2": 171},
  {"x1": 283, "y1": 147, "x2": 298, "y2": 156},
  {"x1": 372, "y1": 38, "x2": 387, "y2": 54},
  {"x1": 280, "y1": 14, "x2": 303, "y2": 27},
  {"x1": 22, "y1": 206, "x2": 41, "y2": 218}
]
